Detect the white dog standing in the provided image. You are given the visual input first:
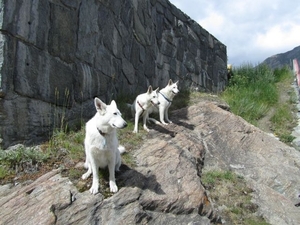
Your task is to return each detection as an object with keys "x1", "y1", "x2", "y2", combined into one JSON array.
[
  {"x1": 148, "y1": 79, "x2": 179, "y2": 125},
  {"x1": 82, "y1": 98, "x2": 127, "y2": 194},
  {"x1": 131, "y1": 85, "x2": 160, "y2": 133}
]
